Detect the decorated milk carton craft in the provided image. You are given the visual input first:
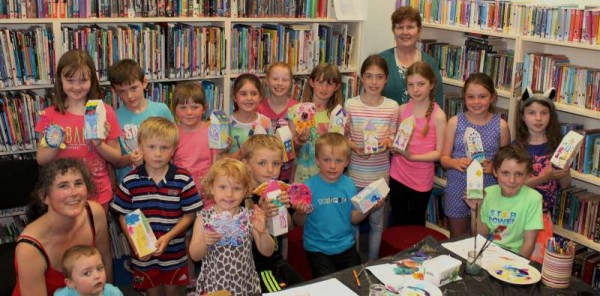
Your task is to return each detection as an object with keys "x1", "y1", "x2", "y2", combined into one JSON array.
[
  {"x1": 363, "y1": 120, "x2": 379, "y2": 154},
  {"x1": 276, "y1": 125, "x2": 295, "y2": 162},
  {"x1": 208, "y1": 110, "x2": 229, "y2": 149},
  {"x1": 262, "y1": 179, "x2": 289, "y2": 236},
  {"x1": 351, "y1": 178, "x2": 390, "y2": 214},
  {"x1": 293, "y1": 102, "x2": 316, "y2": 132},
  {"x1": 84, "y1": 100, "x2": 107, "y2": 140},
  {"x1": 124, "y1": 209, "x2": 157, "y2": 258},
  {"x1": 466, "y1": 161, "x2": 484, "y2": 199},
  {"x1": 328, "y1": 104, "x2": 347, "y2": 135},
  {"x1": 464, "y1": 127, "x2": 485, "y2": 163},
  {"x1": 551, "y1": 130, "x2": 584, "y2": 169},
  {"x1": 392, "y1": 116, "x2": 415, "y2": 151}
]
